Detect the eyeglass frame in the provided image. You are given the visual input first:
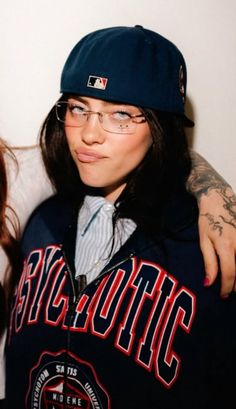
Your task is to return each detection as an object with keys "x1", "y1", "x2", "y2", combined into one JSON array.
[{"x1": 55, "y1": 100, "x2": 147, "y2": 134}]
